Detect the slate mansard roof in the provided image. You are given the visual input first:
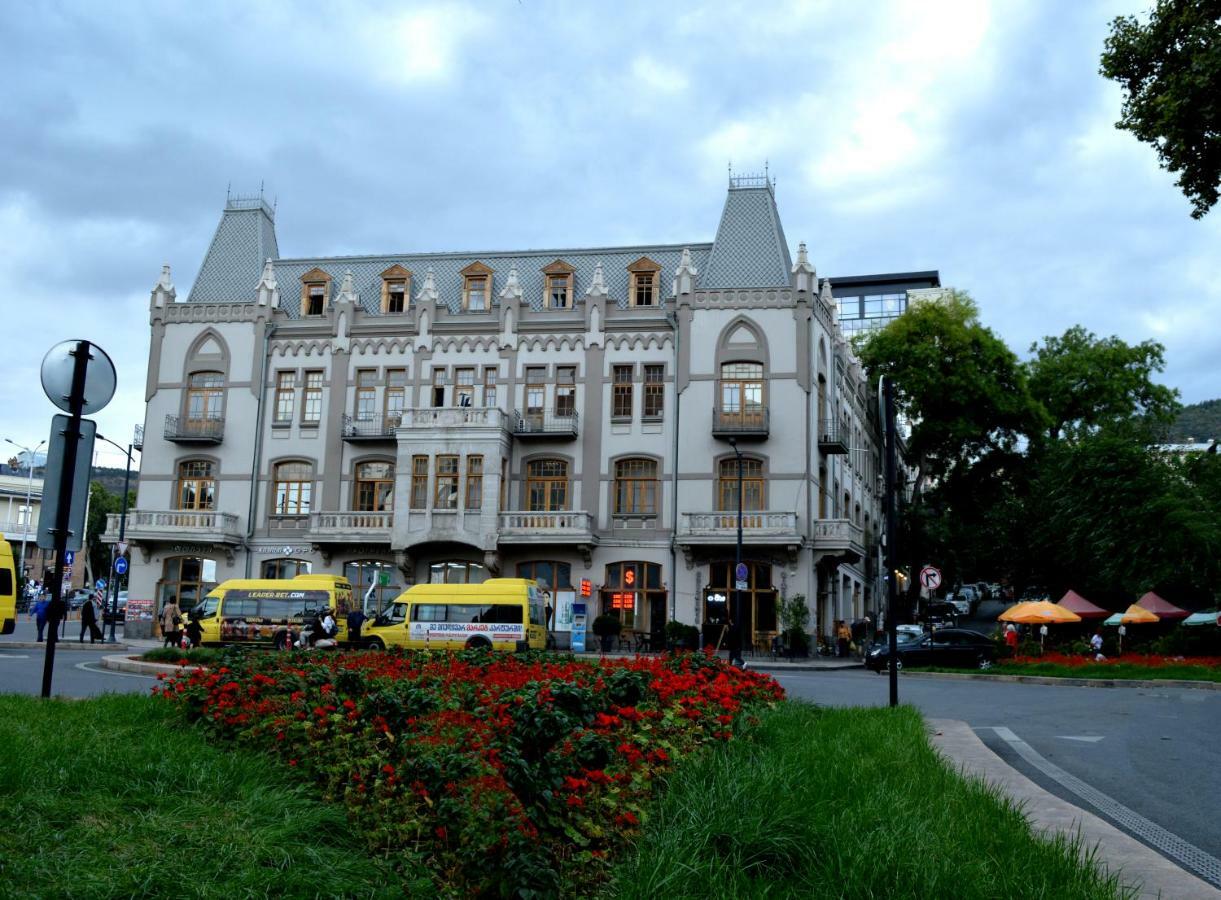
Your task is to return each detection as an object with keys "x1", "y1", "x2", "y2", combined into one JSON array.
[{"x1": 185, "y1": 181, "x2": 798, "y2": 315}]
